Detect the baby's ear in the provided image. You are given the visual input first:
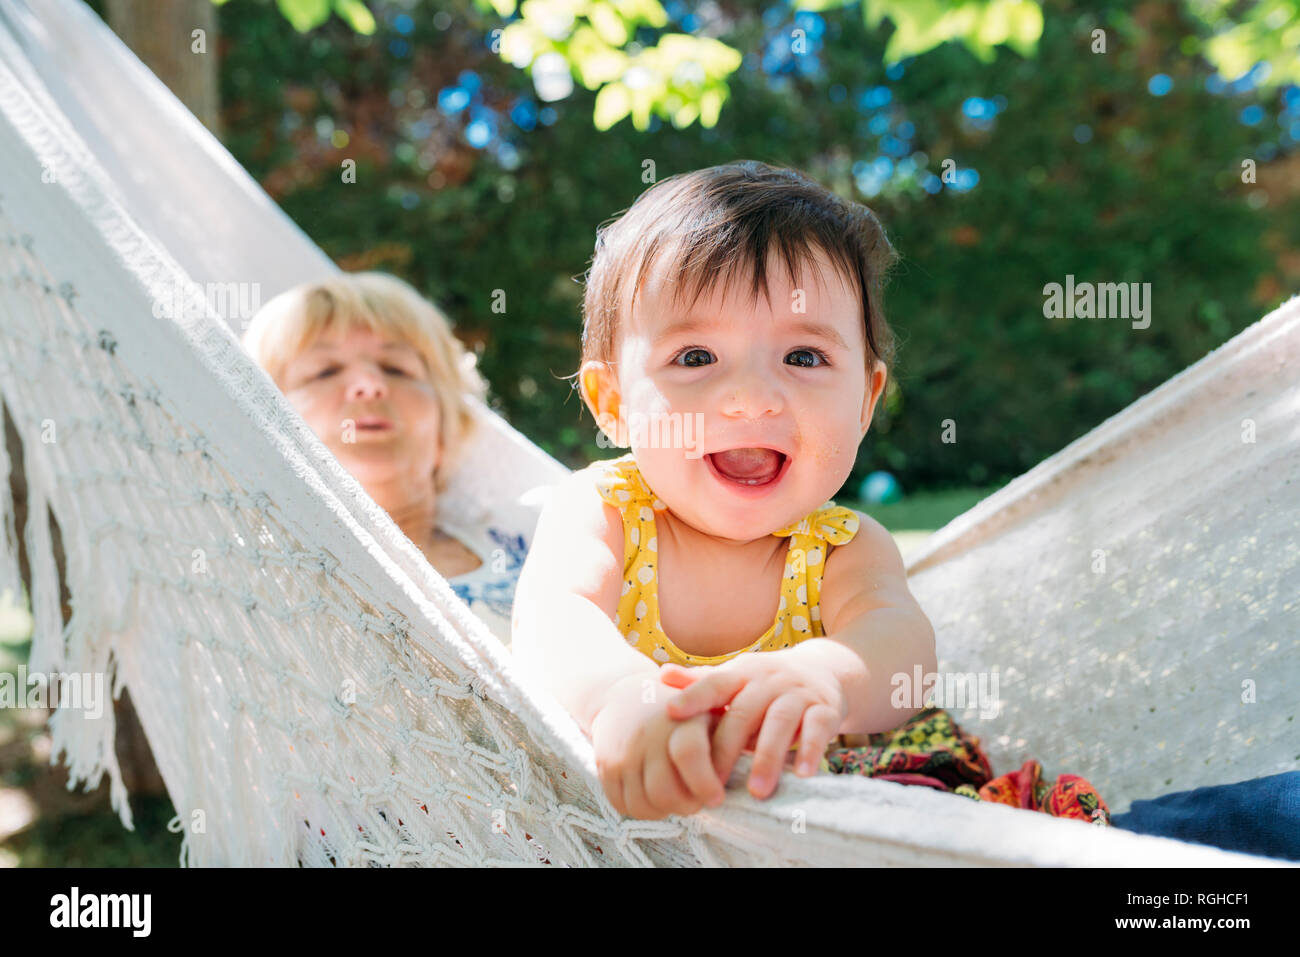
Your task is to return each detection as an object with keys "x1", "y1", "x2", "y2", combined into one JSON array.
[
  {"x1": 860, "y1": 362, "x2": 888, "y2": 436},
  {"x1": 579, "y1": 360, "x2": 624, "y2": 446}
]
